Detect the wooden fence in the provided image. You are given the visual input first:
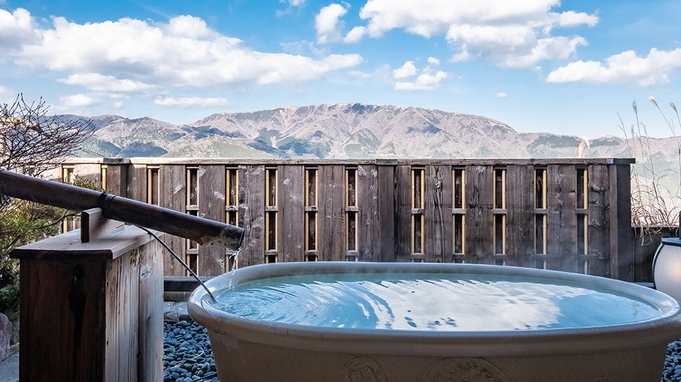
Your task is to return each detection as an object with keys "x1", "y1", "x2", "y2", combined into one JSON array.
[{"x1": 54, "y1": 158, "x2": 635, "y2": 280}]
